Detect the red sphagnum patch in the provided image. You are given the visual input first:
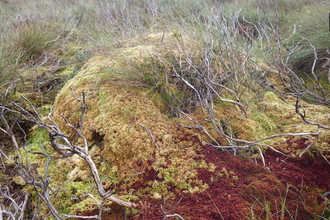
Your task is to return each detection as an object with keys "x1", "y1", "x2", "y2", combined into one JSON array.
[{"x1": 129, "y1": 139, "x2": 330, "y2": 220}]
